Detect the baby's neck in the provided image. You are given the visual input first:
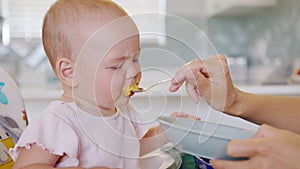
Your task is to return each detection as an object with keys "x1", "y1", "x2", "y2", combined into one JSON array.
[
  {"x1": 59, "y1": 89, "x2": 117, "y2": 116},
  {"x1": 73, "y1": 95, "x2": 117, "y2": 117},
  {"x1": 60, "y1": 92, "x2": 73, "y2": 102}
]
